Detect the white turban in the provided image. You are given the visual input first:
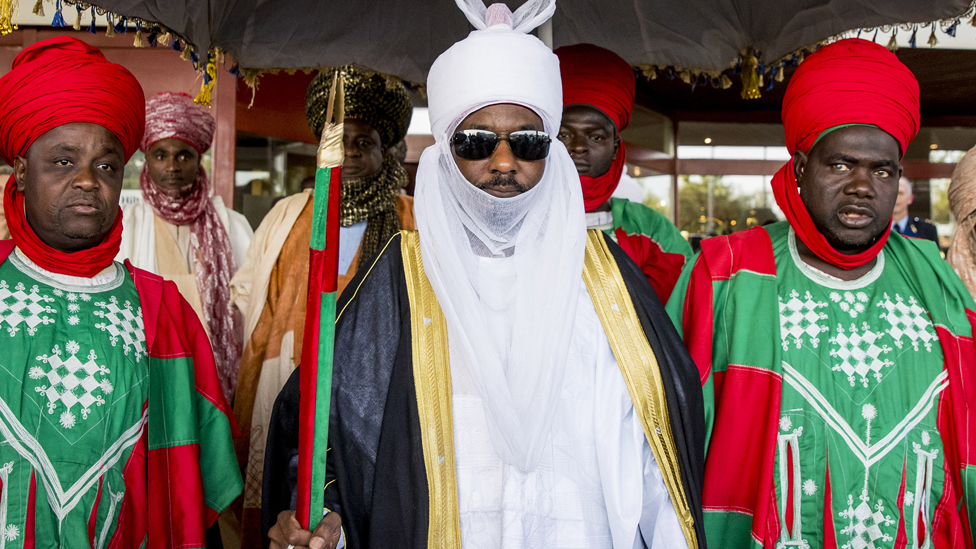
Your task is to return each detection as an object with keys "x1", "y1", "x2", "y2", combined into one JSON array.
[
  {"x1": 427, "y1": 0, "x2": 562, "y2": 139},
  {"x1": 414, "y1": 0, "x2": 587, "y2": 472}
]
